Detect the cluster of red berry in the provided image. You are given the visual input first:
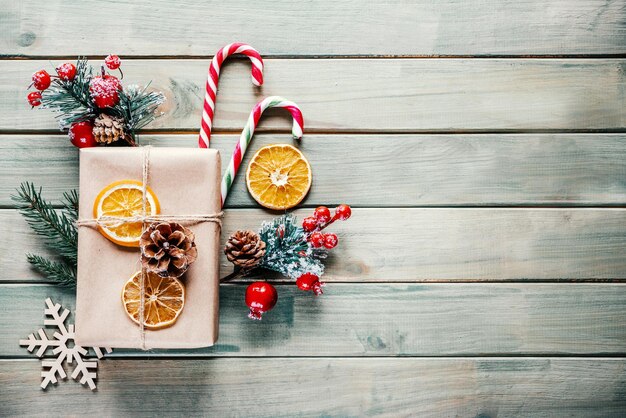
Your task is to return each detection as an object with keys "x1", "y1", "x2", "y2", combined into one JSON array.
[
  {"x1": 244, "y1": 205, "x2": 352, "y2": 320},
  {"x1": 27, "y1": 64, "x2": 75, "y2": 107},
  {"x1": 27, "y1": 55, "x2": 123, "y2": 148},
  {"x1": 302, "y1": 204, "x2": 352, "y2": 249}
]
